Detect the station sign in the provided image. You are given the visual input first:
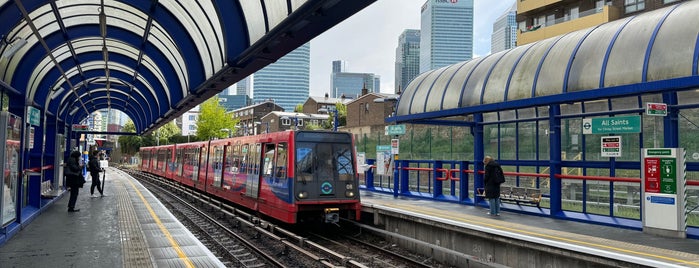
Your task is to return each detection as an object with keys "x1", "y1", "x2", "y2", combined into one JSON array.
[
  {"x1": 601, "y1": 136, "x2": 621, "y2": 157},
  {"x1": 582, "y1": 115, "x2": 641, "y2": 134},
  {"x1": 646, "y1": 102, "x2": 667, "y2": 116},
  {"x1": 27, "y1": 106, "x2": 40, "y2": 126},
  {"x1": 72, "y1": 124, "x2": 88, "y2": 131},
  {"x1": 385, "y1": 124, "x2": 406, "y2": 136}
]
